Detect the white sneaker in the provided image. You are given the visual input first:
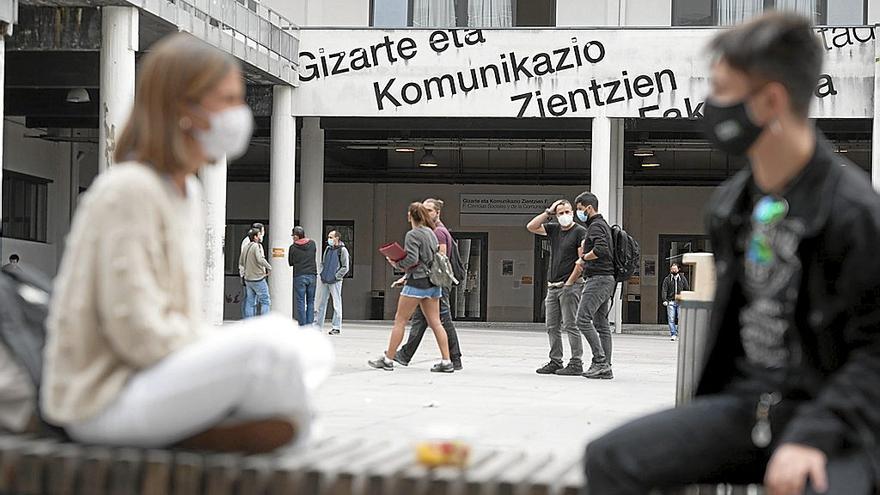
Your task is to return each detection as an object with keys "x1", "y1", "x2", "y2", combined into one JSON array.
[{"x1": 671, "y1": 336, "x2": 678, "y2": 341}]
